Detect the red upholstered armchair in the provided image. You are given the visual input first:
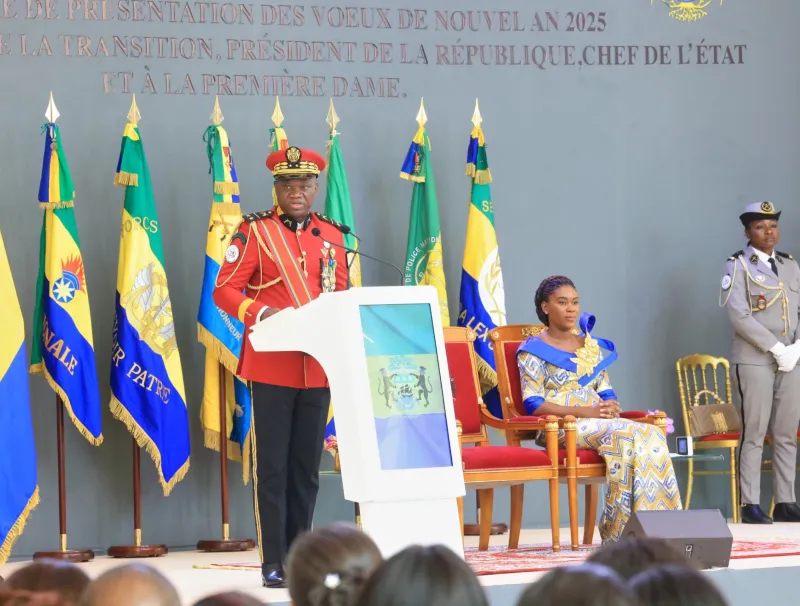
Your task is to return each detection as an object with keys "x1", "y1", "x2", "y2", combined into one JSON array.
[
  {"x1": 444, "y1": 326, "x2": 562, "y2": 552},
  {"x1": 491, "y1": 324, "x2": 667, "y2": 550}
]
